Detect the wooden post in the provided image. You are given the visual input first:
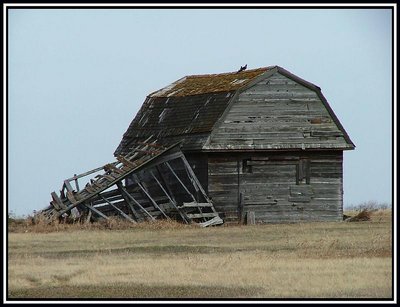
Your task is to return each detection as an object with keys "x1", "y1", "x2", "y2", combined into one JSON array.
[
  {"x1": 239, "y1": 192, "x2": 244, "y2": 224},
  {"x1": 179, "y1": 156, "x2": 217, "y2": 214},
  {"x1": 132, "y1": 174, "x2": 170, "y2": 220},
  {"x1": 74, "y1": 174, "x2": 80, "y2": 191},
  {"x1": 247, "y1": 211, "x2": 256, "y2": 225},
  {"x1": 85, "y1": 210, "x2": 92, "y2": 223},
  {"x1": 165, "y1": 161, "x2": 196, "y2": 202},
  {"x1": 51, "y1": 192, "x2": 66, "y2": 210},
  {"x1": 64, "y1": 180, "x2": 74, "y2": 192},
  {"x1": 117, "y1": 182, "x2": 155, "y2": 221},
  {"x1": 150, "y1": 170, "x2": 189, "y2": 223},
  {"x1": 116, "y1": 182, "x2": 141, "y2": 221},
  {"x1": 156, "y1": 166, "x2": 177, "y2": 202},
  {"x1": 99, "y1": 194, "x2": 137, "y2": 223},
  {"x1": 84, "y1": 203, "x2": 109, "y2": 220}
]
